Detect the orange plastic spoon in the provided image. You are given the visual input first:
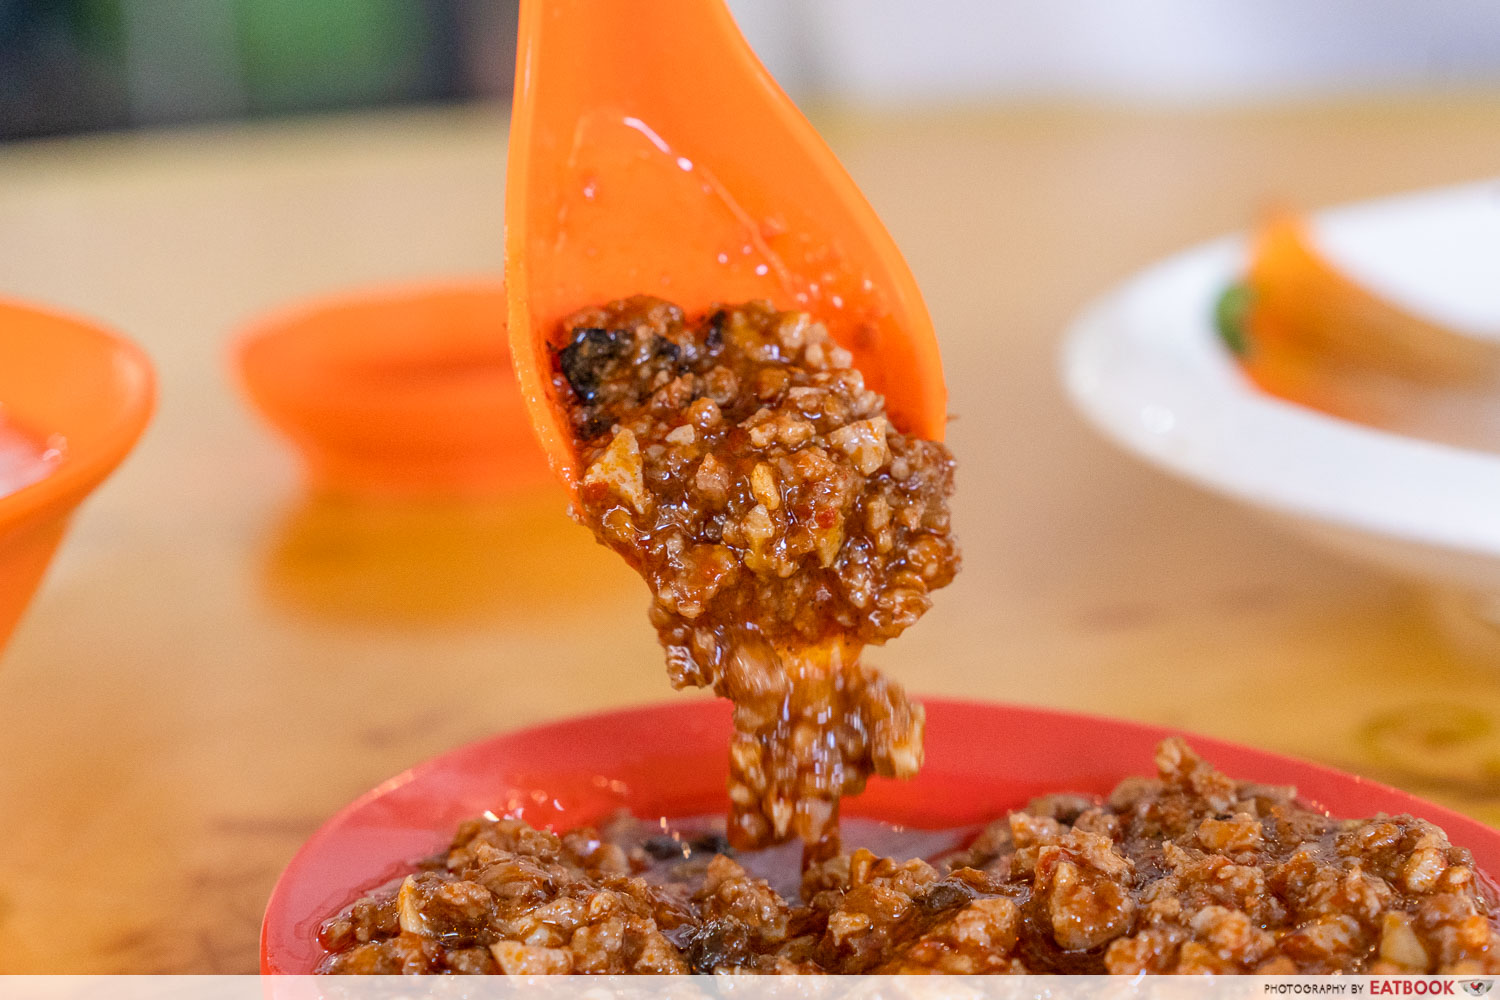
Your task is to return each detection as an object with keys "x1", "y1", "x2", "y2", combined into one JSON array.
[{"x1": 506, "y1": 0, "x2": 947, "y2": 489}]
